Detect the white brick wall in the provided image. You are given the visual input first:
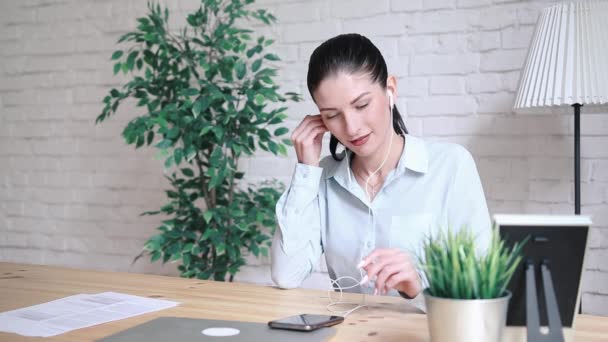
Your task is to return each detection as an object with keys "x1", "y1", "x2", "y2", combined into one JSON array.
[{"x1": 1, "y1": 0, "x2": 607, "y2": 316}]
